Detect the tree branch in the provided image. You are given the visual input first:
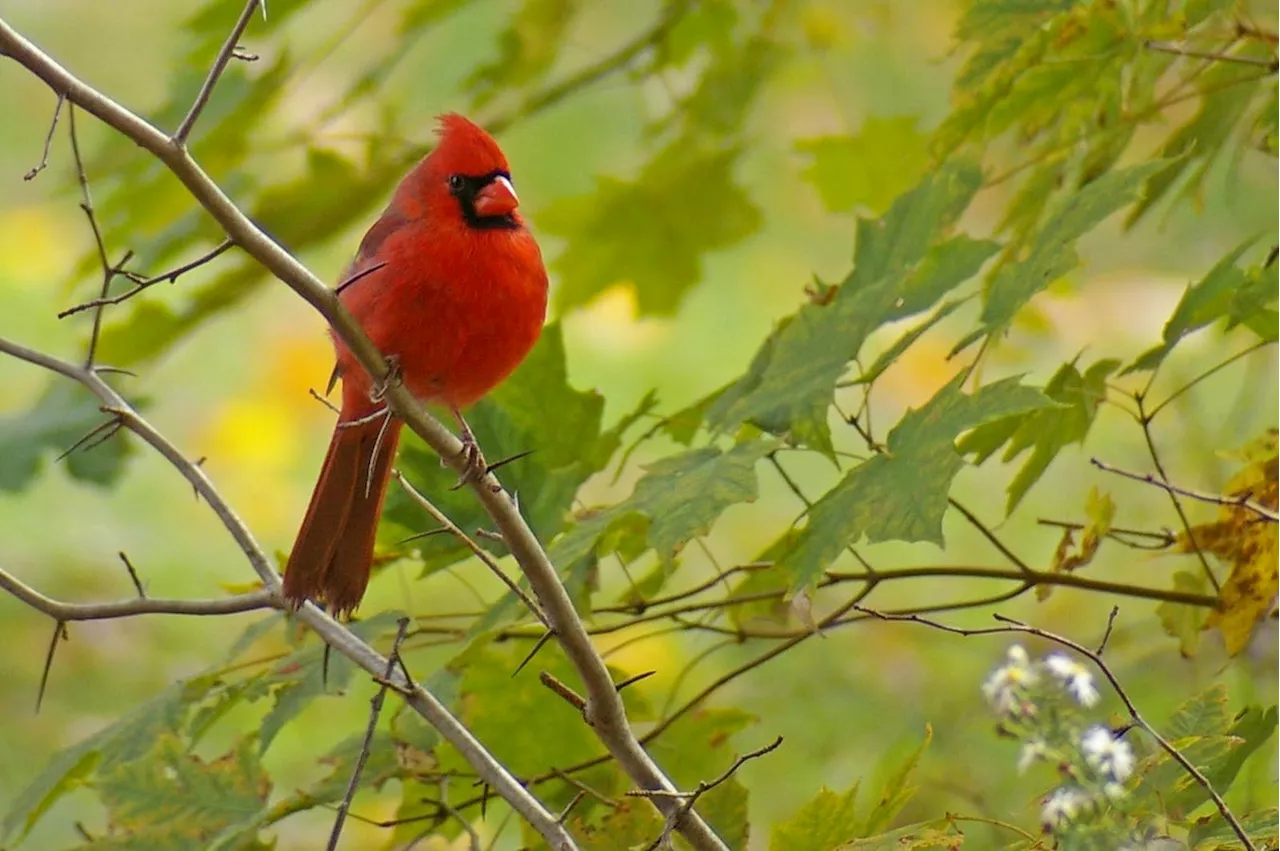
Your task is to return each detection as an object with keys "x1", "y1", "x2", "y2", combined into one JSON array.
[
  {"x1": 0, "y1": 565, "x2": 275, "y2": 620},
  {"x1": 175, "y1": 0, "x2": 263, "y2": 143},
  {"x1": 855, "y1": 606, "x2": 1258, "y2": 851},
  {"x1": 1092, "y1": 457, "x2": 1278, "y2": 523},
  {"x1": 0, "y1": 16, "x2": 719, "y2": 848},
  {"x1": 0, "y1": 336, "x2": 575, "y2": 851}
]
